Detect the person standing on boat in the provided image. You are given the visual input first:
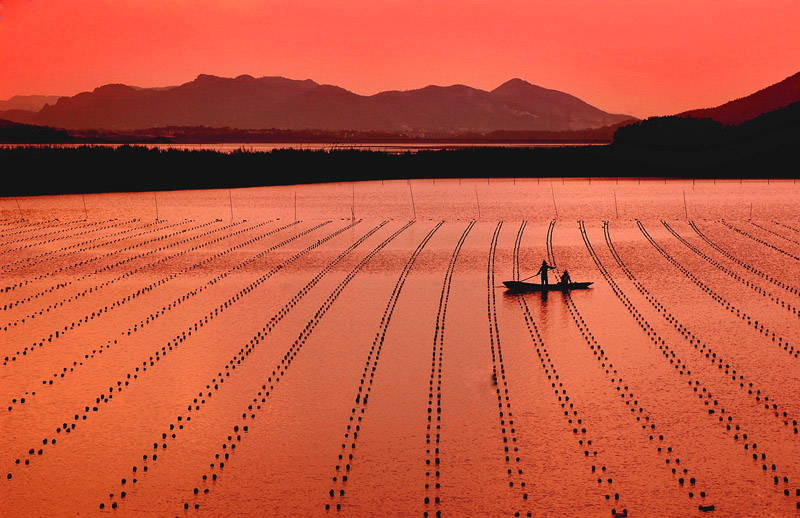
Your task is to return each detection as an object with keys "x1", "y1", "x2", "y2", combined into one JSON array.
[
  {"x1": 560, "y1": 269, "x2": 572, "y2": 286},
  {"x1": 535, "y1": 260, "x2": 557, "y2": 285}
]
